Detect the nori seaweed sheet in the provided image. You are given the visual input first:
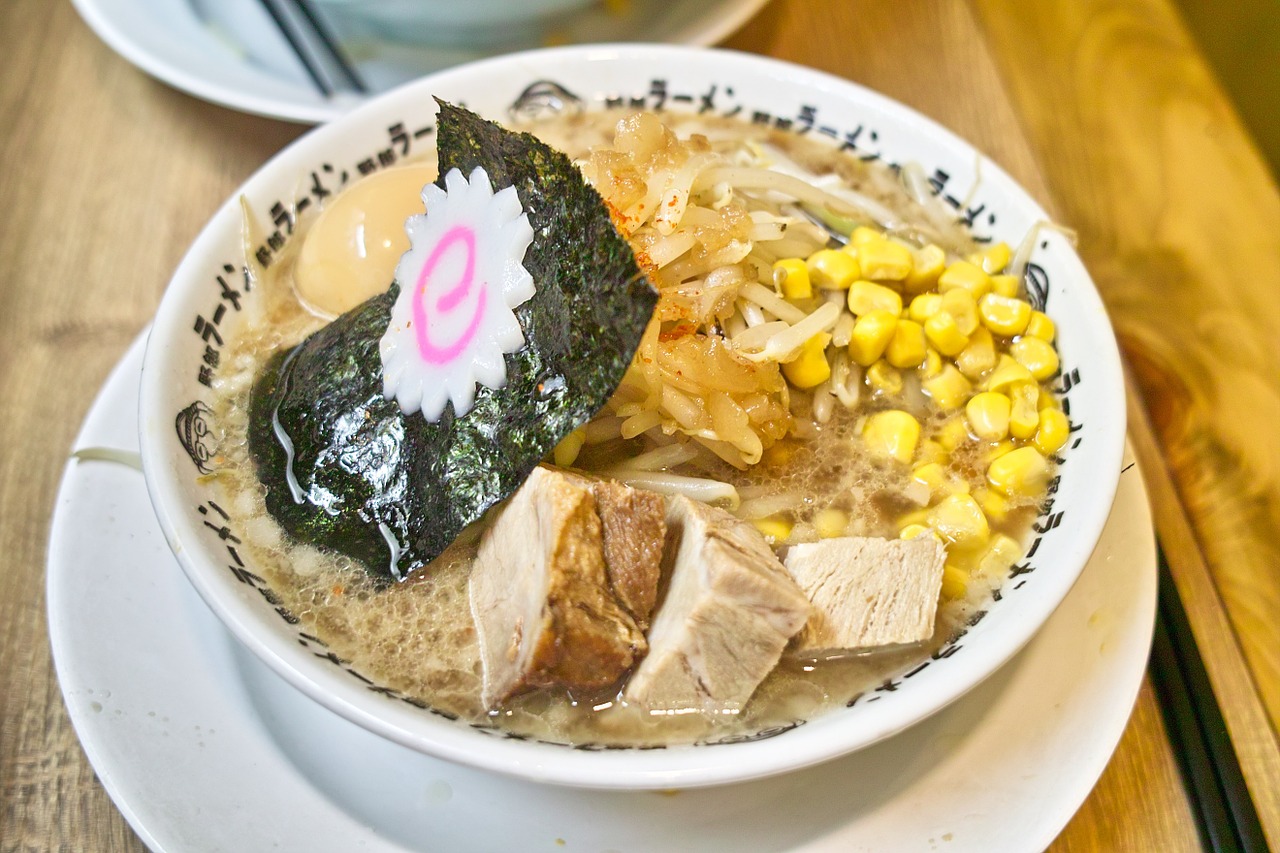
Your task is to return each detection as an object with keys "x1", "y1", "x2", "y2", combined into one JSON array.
[{"x1": 247, "y1": 101, "x2": 657, "y2": 581}]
